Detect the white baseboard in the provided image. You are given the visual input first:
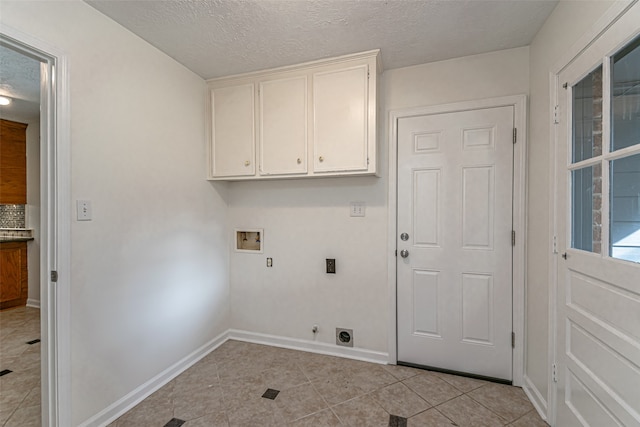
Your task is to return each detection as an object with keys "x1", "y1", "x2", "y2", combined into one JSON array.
[
  {"x1": 228, "y1": 329, "x2": 389, "y2": 365},
  {"x1": 26, "y1": 299, "x2": 40, "y2": 308},
  {"x1": 79, "y1": 330, "x2": 229, "y2": 427},
  {"x1": 522, "y1": 374, "x2": 548, "y2": 422}
]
